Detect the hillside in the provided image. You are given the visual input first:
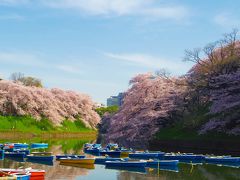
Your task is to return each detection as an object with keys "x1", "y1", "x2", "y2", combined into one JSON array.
[
  {"x1": 0, "y1": 80, "x2": 100, "y2": 129},
  {"x1": 100, "y1": 31, "x2": 240, "y2": 148}
]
